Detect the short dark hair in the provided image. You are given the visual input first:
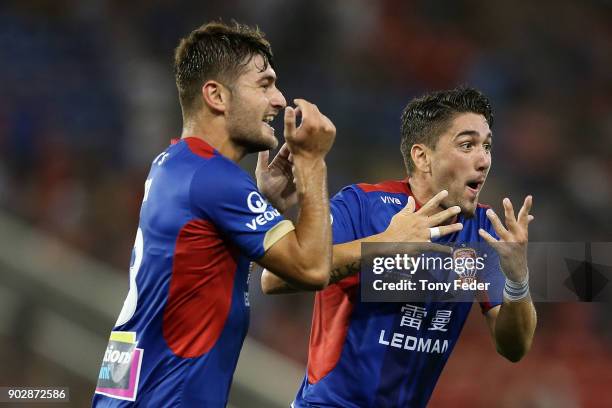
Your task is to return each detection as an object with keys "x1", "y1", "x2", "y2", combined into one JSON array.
[
  {"x1": 400, "y1": 87, "x2": 493, "y2": 174},
  {"x1": 174, "y1": 21, "x2": 274, "y2": 114}
]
